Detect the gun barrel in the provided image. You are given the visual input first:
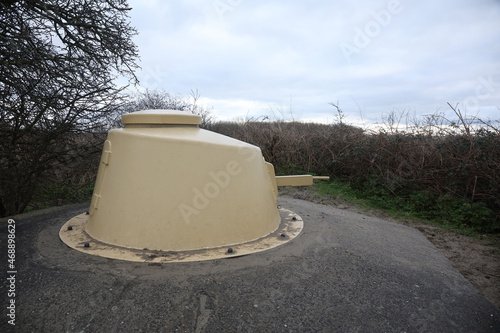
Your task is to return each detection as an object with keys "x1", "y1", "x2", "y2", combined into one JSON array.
[{"x1": 275, "y1": 175, "x2": 329, "y2": 187}]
